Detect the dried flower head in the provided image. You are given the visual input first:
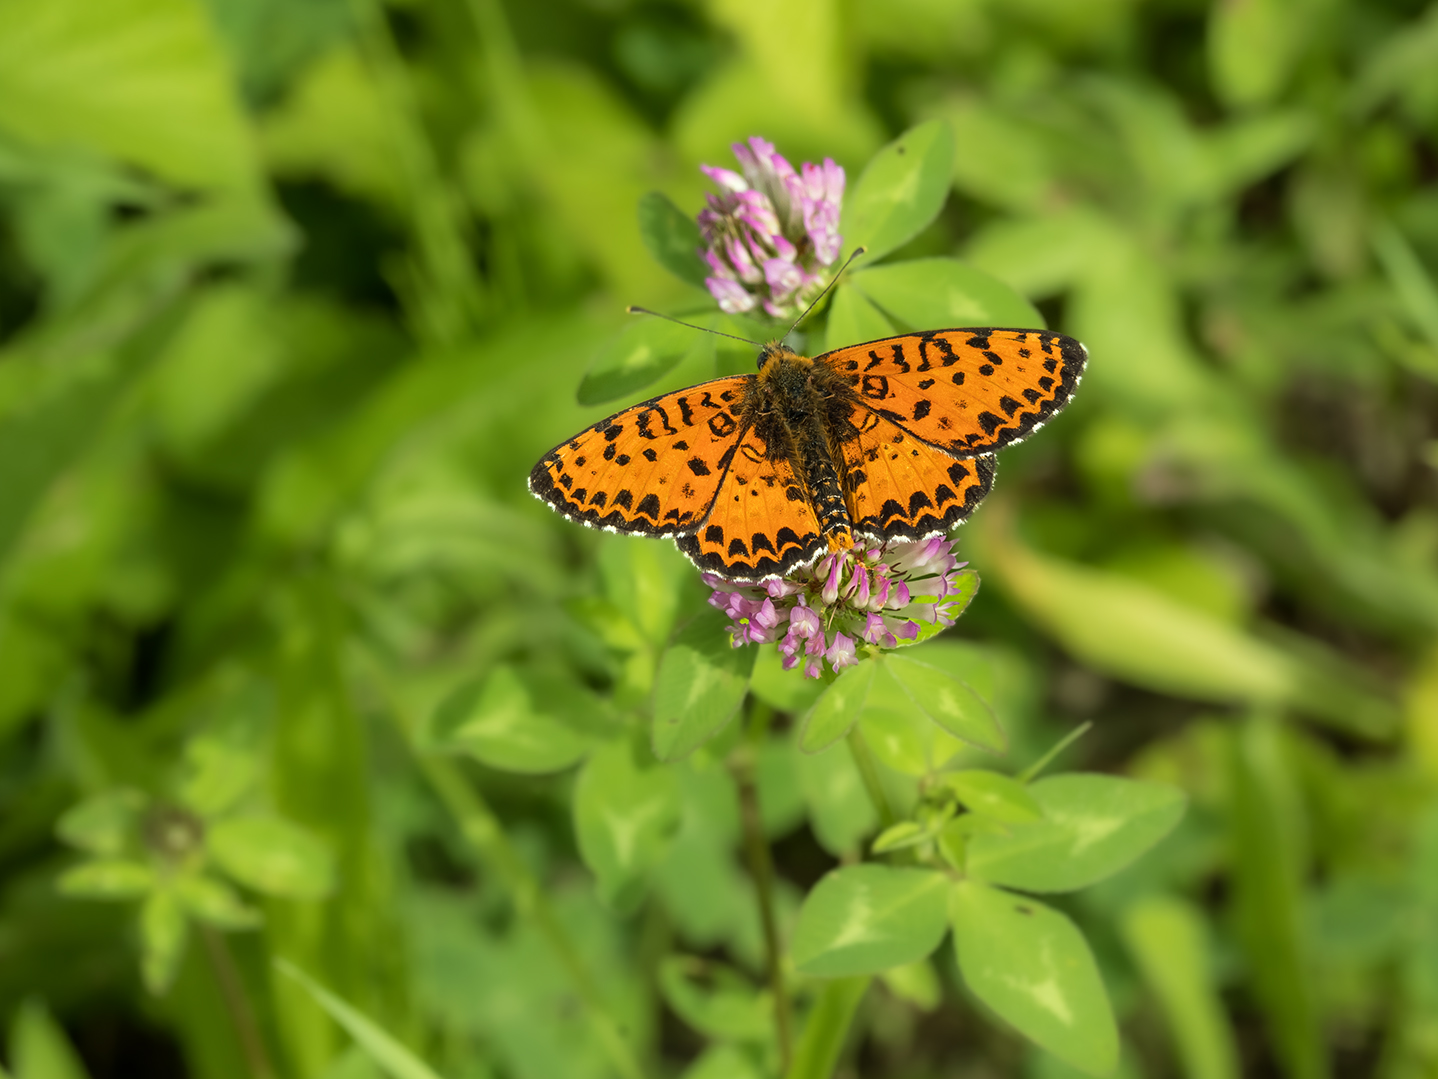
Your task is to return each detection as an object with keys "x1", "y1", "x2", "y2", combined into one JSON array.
[
  {"x1": 697, "y1": 137, "x2": 845, "y2": 319},
  {"x1": 704, "y1": 536, "x2": 978, "y2": 678}
]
